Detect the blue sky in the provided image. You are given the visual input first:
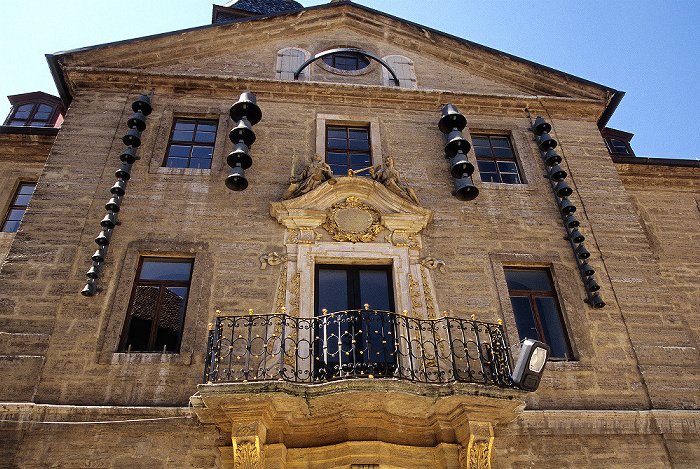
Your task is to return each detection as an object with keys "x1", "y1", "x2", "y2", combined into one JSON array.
[{"x1": 1, "y1": 1, "x2": 698, "y2": 160}]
